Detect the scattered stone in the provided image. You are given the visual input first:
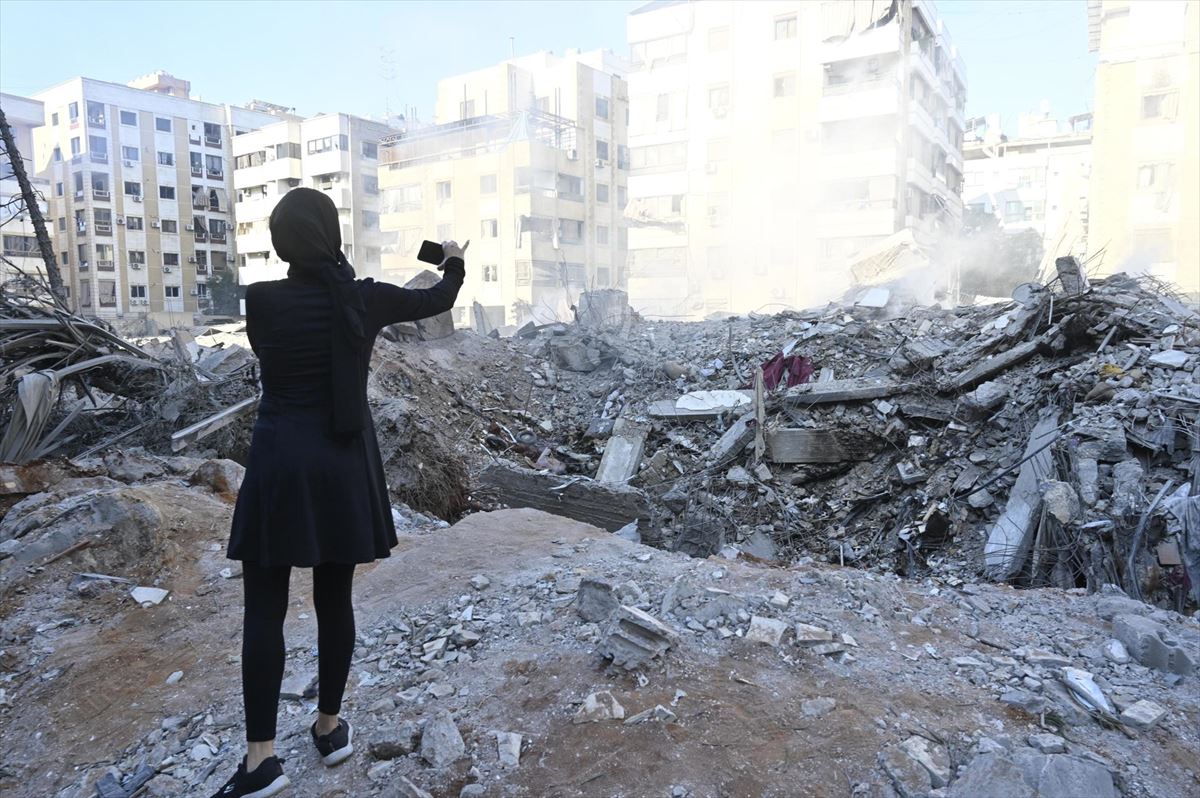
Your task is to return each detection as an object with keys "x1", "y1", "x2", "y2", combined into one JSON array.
[
  {"x1": 459, "y1": 786, "x2": 486, "y2": 798},
  {"x1": 768, "y1": 590, "x2": 790, "y2": 609},
  {"x1": 624, "y1": 704, "x2": 677, "y2": 725},
  {"x1": 419, "y1": 710, "x2": 465, "y2": 767},
  {"x1": 130, "y1": 586, "x2": 168, "y2": 606},
  {"x1": 801, "y1": 697, "x2": 837, "y2": 718},
  {"x1": 1027, "y1": 733, "x2": 1066, "y2": 754},
  {"x1": 469, "y1": 575, "x2": 491, "y2": 590},
  {"x1": 165, "y1": 670, "x2": 183, "y2": 685},
  {"x1": 1040, "y1": 480, "x2": 1080, "y2": 524},
  {"x1": 394, "y1": 775, "x2": 434, "y2": 798},
  {"x1": 1021, "y1": 648, "x2": 1071, "y2": 667},
  {"x1": 1113, "y1": 613, "x2": 1195, "y2": 676},
  {"x1": 746, "y1": 615, "x2": 789, "y2": 646},
  {"x1": 369, "y1": 721, "x2": 422, "y2": 759},
  {"x1": 899, "y1": 735, "x2": 951, "y2": 788},
  {"x1": 188, "y1": 459, "x2": 245, "y2": 497},
  {"x1": 794, "y1": 622, "x2": 835, "y2": 645},
  {"x1": 574, "y1": 690, "x2": 625, "y2": 724},
  {"x1": 1120, "y1": 699, "x2": 1167, "y2": 729},
  {"x1": 496, "y1": 731, "x2": 522, "y2": 767},
  {"x1": 948, "y1": 751, "x2": 1118, "y2": 798},
  {"x1": 368, "y1": 697, "x2": 396, "y2": 713},
  {"x1": 879, "y1": 742, "x2": 932, "y2": 797},
  {"x1": 599, "y1": 605, "x2": 678, "y2": 669},
  {"x1": 1102, "y1": 639, "x2": 1131, "y2": 664},
  {"x1": 1148, "y1": 349, "x2": 1189, "y2": 368}
]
